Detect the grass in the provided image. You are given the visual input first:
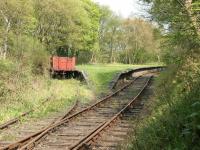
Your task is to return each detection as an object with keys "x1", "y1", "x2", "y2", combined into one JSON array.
[
  {"x1": 77, "y1": 63, "x2": 160, "y2": 93},
  {"x1": 0, "y1": 77, "x2": 94, "y2": 124},
  {"x1": 29, "y1": 79, "x2": 94, "y2": 118},
  {"x1": 0, "y1": 62, "x2": 161, "y2": 125}
]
